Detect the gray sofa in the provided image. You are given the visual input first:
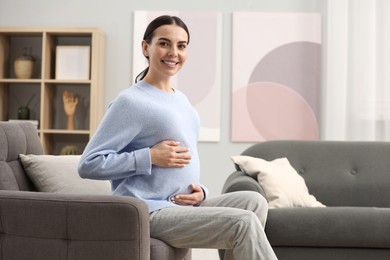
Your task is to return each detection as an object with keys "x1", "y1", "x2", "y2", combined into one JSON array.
[
  {"x1": 0, "y1": 122, "x2": 191, "y2": 260},
  {"x1": 222, "y1": 140, "x2": 390, "y2": 260}
]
